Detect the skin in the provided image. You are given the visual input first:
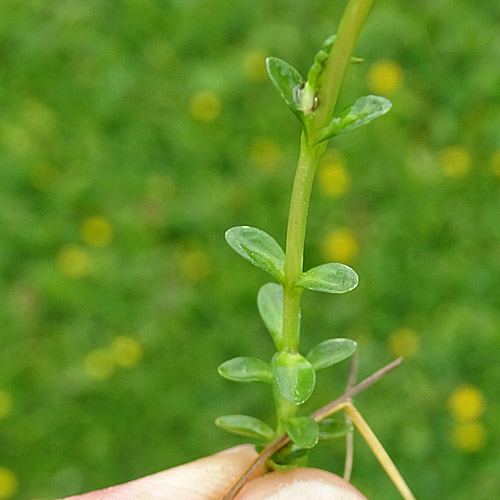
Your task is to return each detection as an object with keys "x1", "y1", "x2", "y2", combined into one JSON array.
[{"x1": 58, "y1": 445, "x2": 368, "y2": 500}]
